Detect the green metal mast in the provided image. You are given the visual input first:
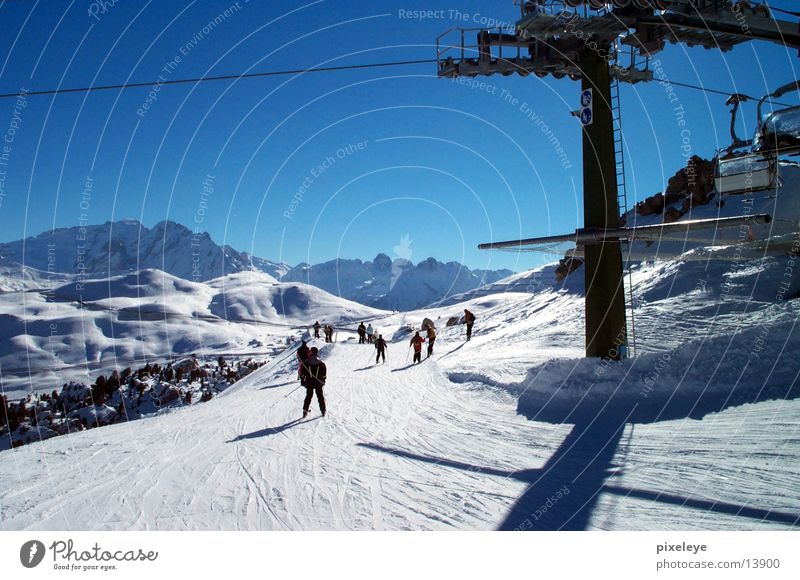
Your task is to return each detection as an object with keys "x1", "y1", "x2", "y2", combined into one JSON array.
[{"x1": 580, "y1": 48, "x2": 628, "y2": 358}]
